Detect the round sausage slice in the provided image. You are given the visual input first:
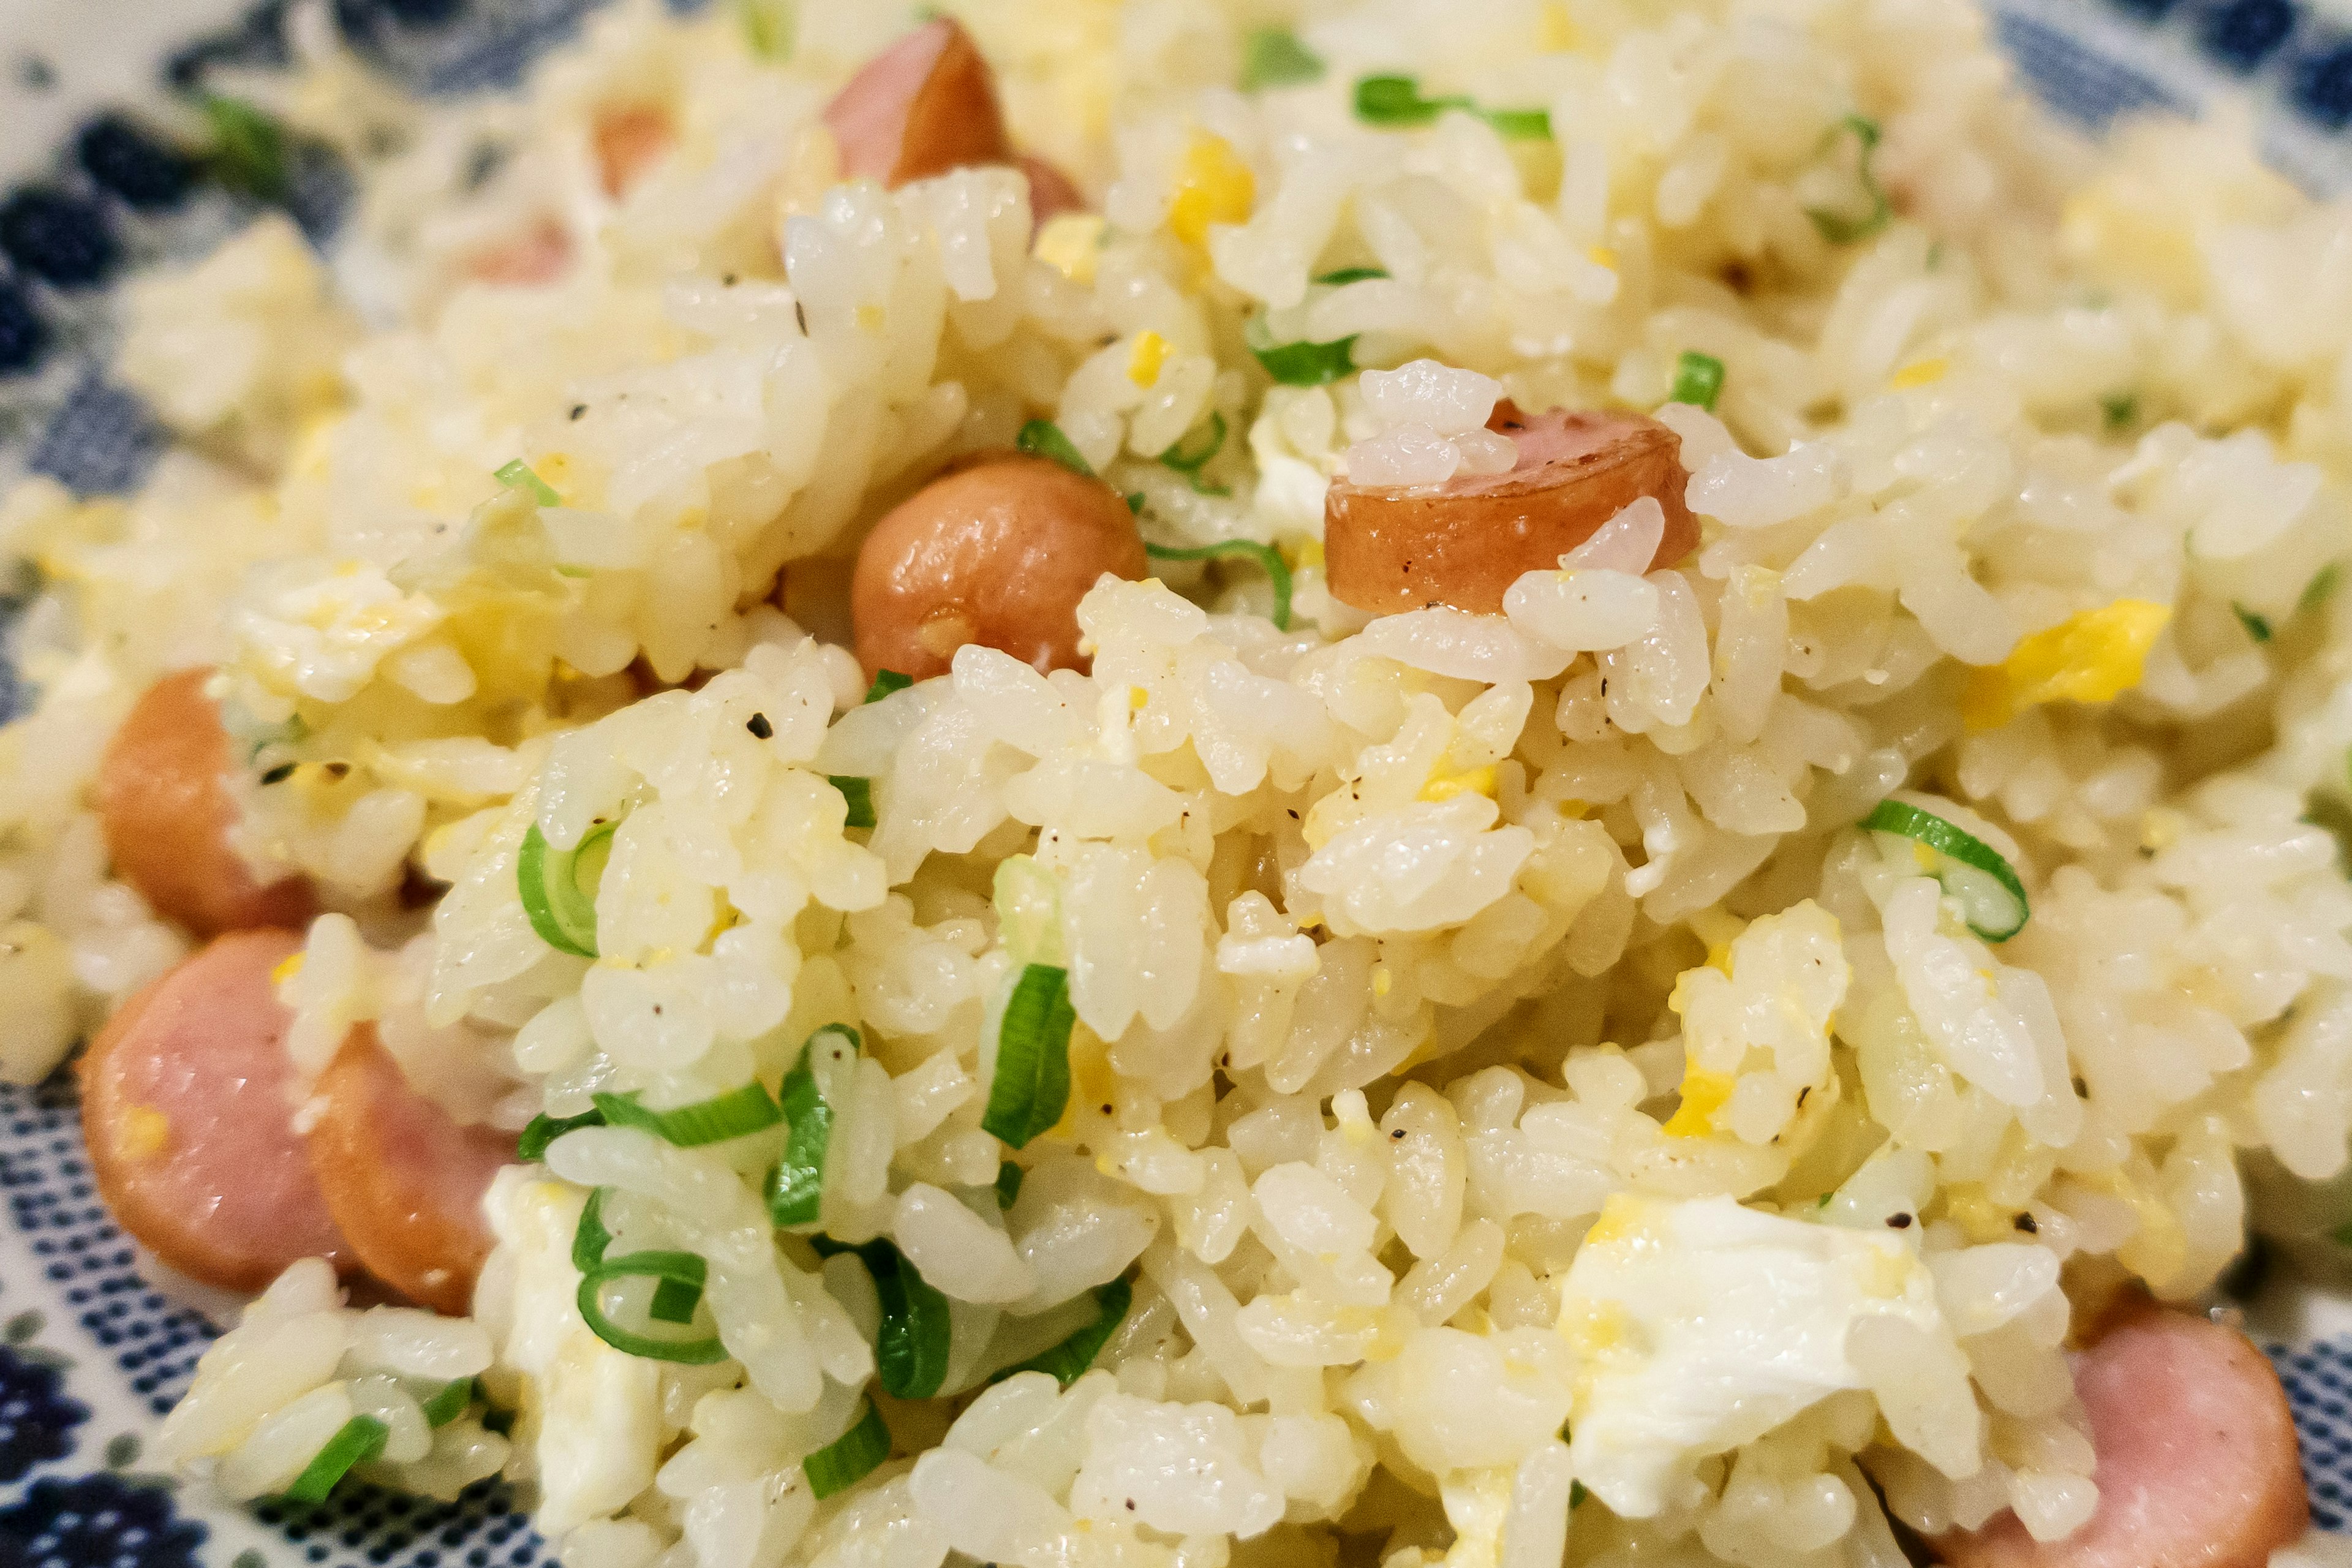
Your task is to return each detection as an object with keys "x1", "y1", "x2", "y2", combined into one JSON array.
[
  {"x1": 823, "y1": 18, "x2": 1011, "y2": 189},
  {"x1": 97, "y1": 668, "x2": 314, "y2": 938},
  {"x1": 851, "y1": 453, "x2": 1147, "y2": 681},
  {"x1": 306, "y1": 1028, "x2": 514, "y2": 1316},
  {"x1": 1937, "y1": 1304, "x2": 2306, "y2": 1568},
  {"x1": 1324, "y1": 401, "x2": 1699, "y2": 616},
  {"x1": 81, "y1": 930, "x2": 349, "y2": 1292}
]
